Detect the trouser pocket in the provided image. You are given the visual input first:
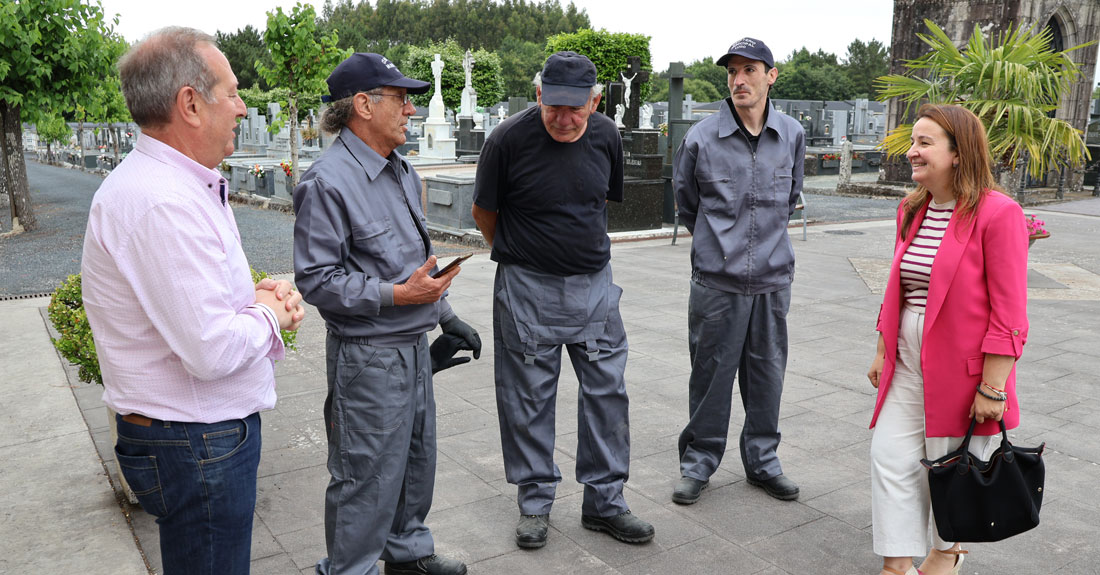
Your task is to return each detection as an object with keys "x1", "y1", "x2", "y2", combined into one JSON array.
[{"x1": 114, "y1": 449, "x2": 168, "y2": 517}]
